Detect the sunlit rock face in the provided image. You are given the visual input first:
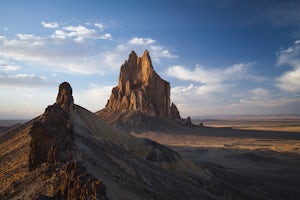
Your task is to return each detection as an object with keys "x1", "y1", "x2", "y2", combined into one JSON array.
[{"x1": 105, "y1": 50, "x2": 178, "y2": 118}]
